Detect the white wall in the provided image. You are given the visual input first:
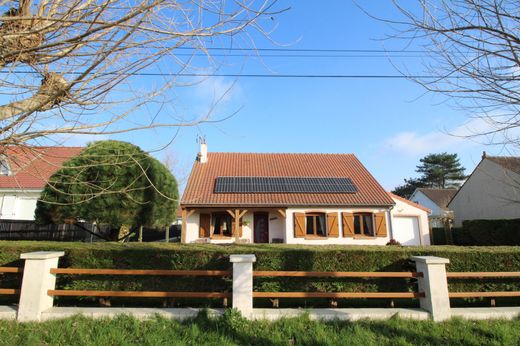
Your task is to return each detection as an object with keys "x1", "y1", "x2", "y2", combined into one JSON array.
[
  {"x1": 390, "y1": 196, "x2": 431, "y2": 245},
  {"x1": 449, "y1": 159, "x2": 520, "y2": 227},
  {"x1": 410, "y1": 191, "x2": 444, "y2": 217},
  {"x1": 0, "y1": 191, "x2": 41, "y2": 220},
  {"x1": 185, "y1": 209, "x2": 286, "y2": 244},
  {"x1": 284, "y1": 207, "x2": 391, "y2": 245},
  {"x1": 185, "y1": 204, "x2": 431, "y2": 246}
]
